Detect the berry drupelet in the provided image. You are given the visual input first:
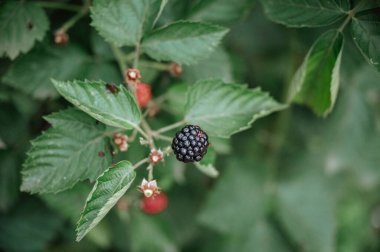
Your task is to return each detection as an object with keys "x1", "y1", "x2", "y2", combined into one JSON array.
[{"x1": 172, "y1": 125, "x2": 209, "y2": 163}]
